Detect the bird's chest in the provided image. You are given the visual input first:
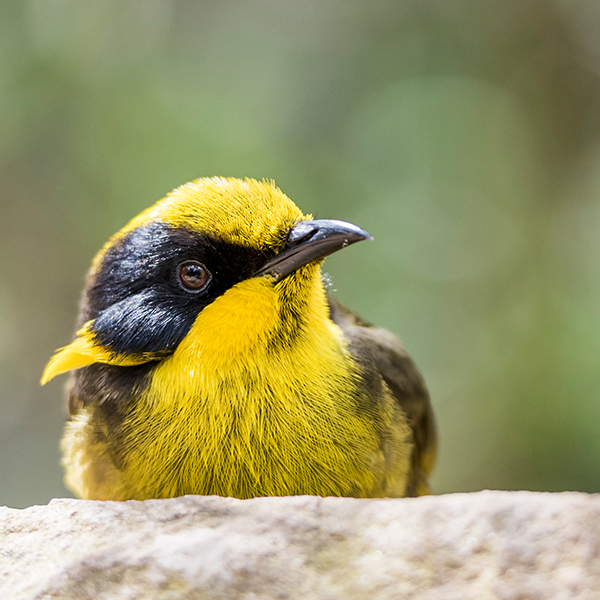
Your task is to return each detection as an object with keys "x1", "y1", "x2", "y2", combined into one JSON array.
[{"x1": 116, "y1": 376, "x2": 381, "y2": 499}]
